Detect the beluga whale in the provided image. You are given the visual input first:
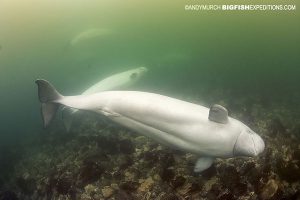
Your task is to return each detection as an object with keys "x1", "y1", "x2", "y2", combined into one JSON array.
[
  {"x1": 80, "y1": 67, "x2": 148, "y2": 94},
  {"x1": 62, "y1": 66, "x2": 148, "y2": 131},
  {"x1": 70, "y1": 28, "x2": 112, "y2": 46},
  {"x1": 35, "y1": 80, "x2": 265, "y2": 172}
]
